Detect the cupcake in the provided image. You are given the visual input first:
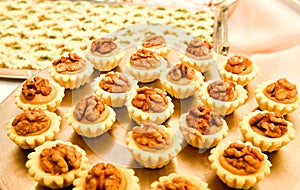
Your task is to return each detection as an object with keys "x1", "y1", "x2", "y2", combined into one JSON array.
[
  {"x1": 179, "y1": 105, "x2": 229, "y2": 149},
  {"x1": 48, "y1": 52, "x2": 94, "y2": 89},
  {"x1": 209, "y1": 141, "x2": 272, "y2": 189},
  {"x1": 25, "y1": 140, "x2": 88, "y2": 189},
  {"x1": 85, "y1": 37, "x2": 125, "y2": 71},
  {"x1": 126, "y1": 48, "x2": 167, "y2": 83},
  {"x1": 73, "y1": 162, "x2": 140, "y2": 190},
  {"x1": 160, "y1": 62, "x2": 204, "y2": 99},
  {"x1": 198, "y1": 79, "x2": 248, "y2": 116},
  {"x1": 94, "y1": 71, "x2": 138, "y2": 107},
  {"x1": 240, "y1": 110, "x2": 295, "y2": 152},
  {"x1": 150, "y1": 173, "x2": 210, "y2": 190},
  {"x1": 65, "y1": 95, "x2": 116, "y2": 138},
  {"x1": 218, "y1": 55, "x2": 259, "y2": 86},
  {"x1": 14, "y1": 76, "x2": 65, "y2": 112},
  {"x1": 126, "y1": 87, "x2": 174, "y2": 124},
  {"x1": 179, "y1": 37, "x2": 215, "y2": 73},
  {"x1": 137, "y1": 35, "x2": 170, "y2": 57},
  {"x1": 255, "y1": 78, "x2": 300, "y2": 115},
  {"x1": 6, "y1": 109, "x2": 61, "y2": 149},
  {"x1": 126, "y1": 123, "x2": 182, "y2": 169}
]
